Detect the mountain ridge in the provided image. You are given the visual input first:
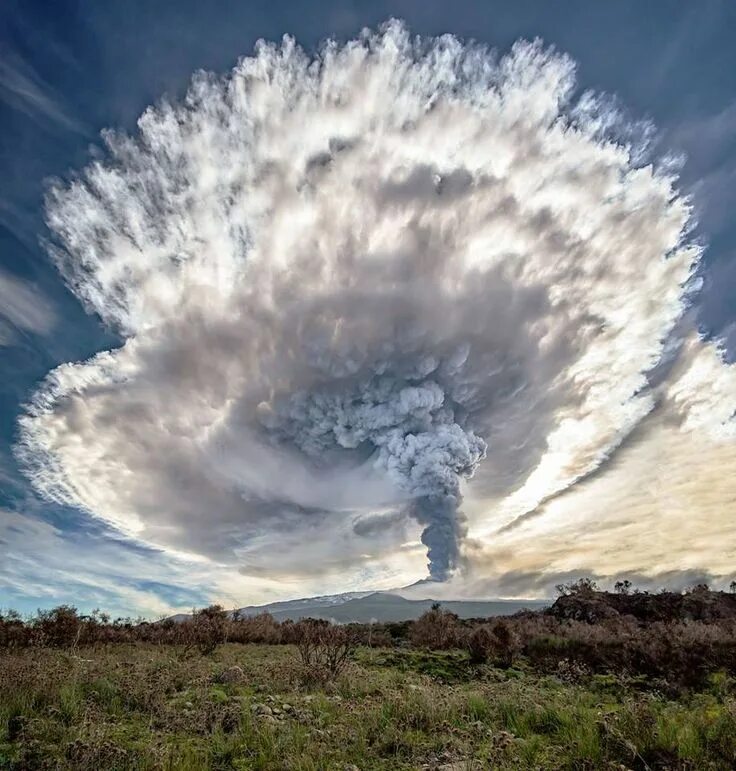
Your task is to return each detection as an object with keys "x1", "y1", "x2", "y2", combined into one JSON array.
[{"x1": 211, "y1": 590, "x2": 551, "y2": 623}]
